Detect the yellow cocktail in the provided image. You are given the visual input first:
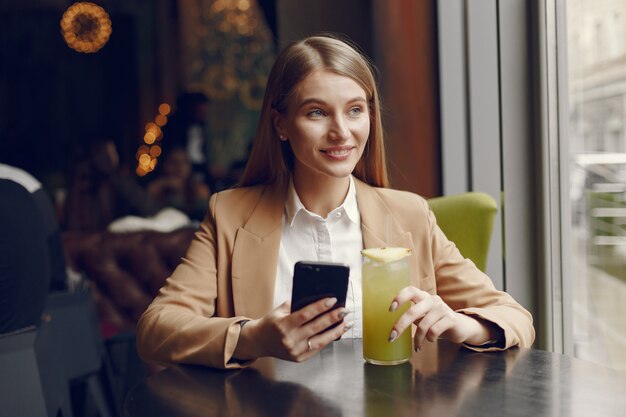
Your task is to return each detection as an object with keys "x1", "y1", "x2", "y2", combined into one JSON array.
[{"x1": 361, "y1": 249, "x2": 412, "y2": 365}]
